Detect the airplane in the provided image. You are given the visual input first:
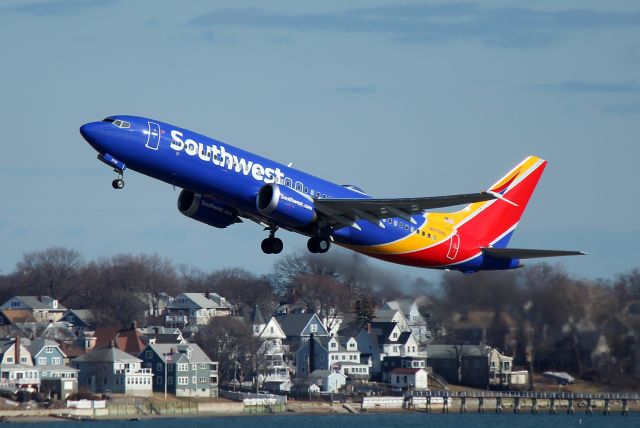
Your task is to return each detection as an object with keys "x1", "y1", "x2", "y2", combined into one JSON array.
[{"x1": 80, "y1": 116, "x2": 584, "y2": 274}]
